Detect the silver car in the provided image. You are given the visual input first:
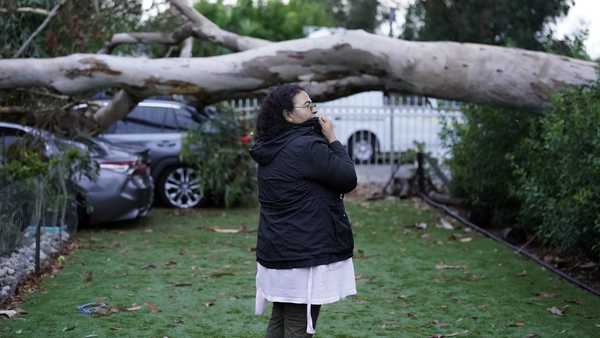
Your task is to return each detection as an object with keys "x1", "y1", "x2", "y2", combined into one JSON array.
[
  {"x1": 0, "y1": 122, "x2": 154, "y2": 225},
  {"x1": 94, "y1": 99, "x2": 211, "y2": 209}
]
